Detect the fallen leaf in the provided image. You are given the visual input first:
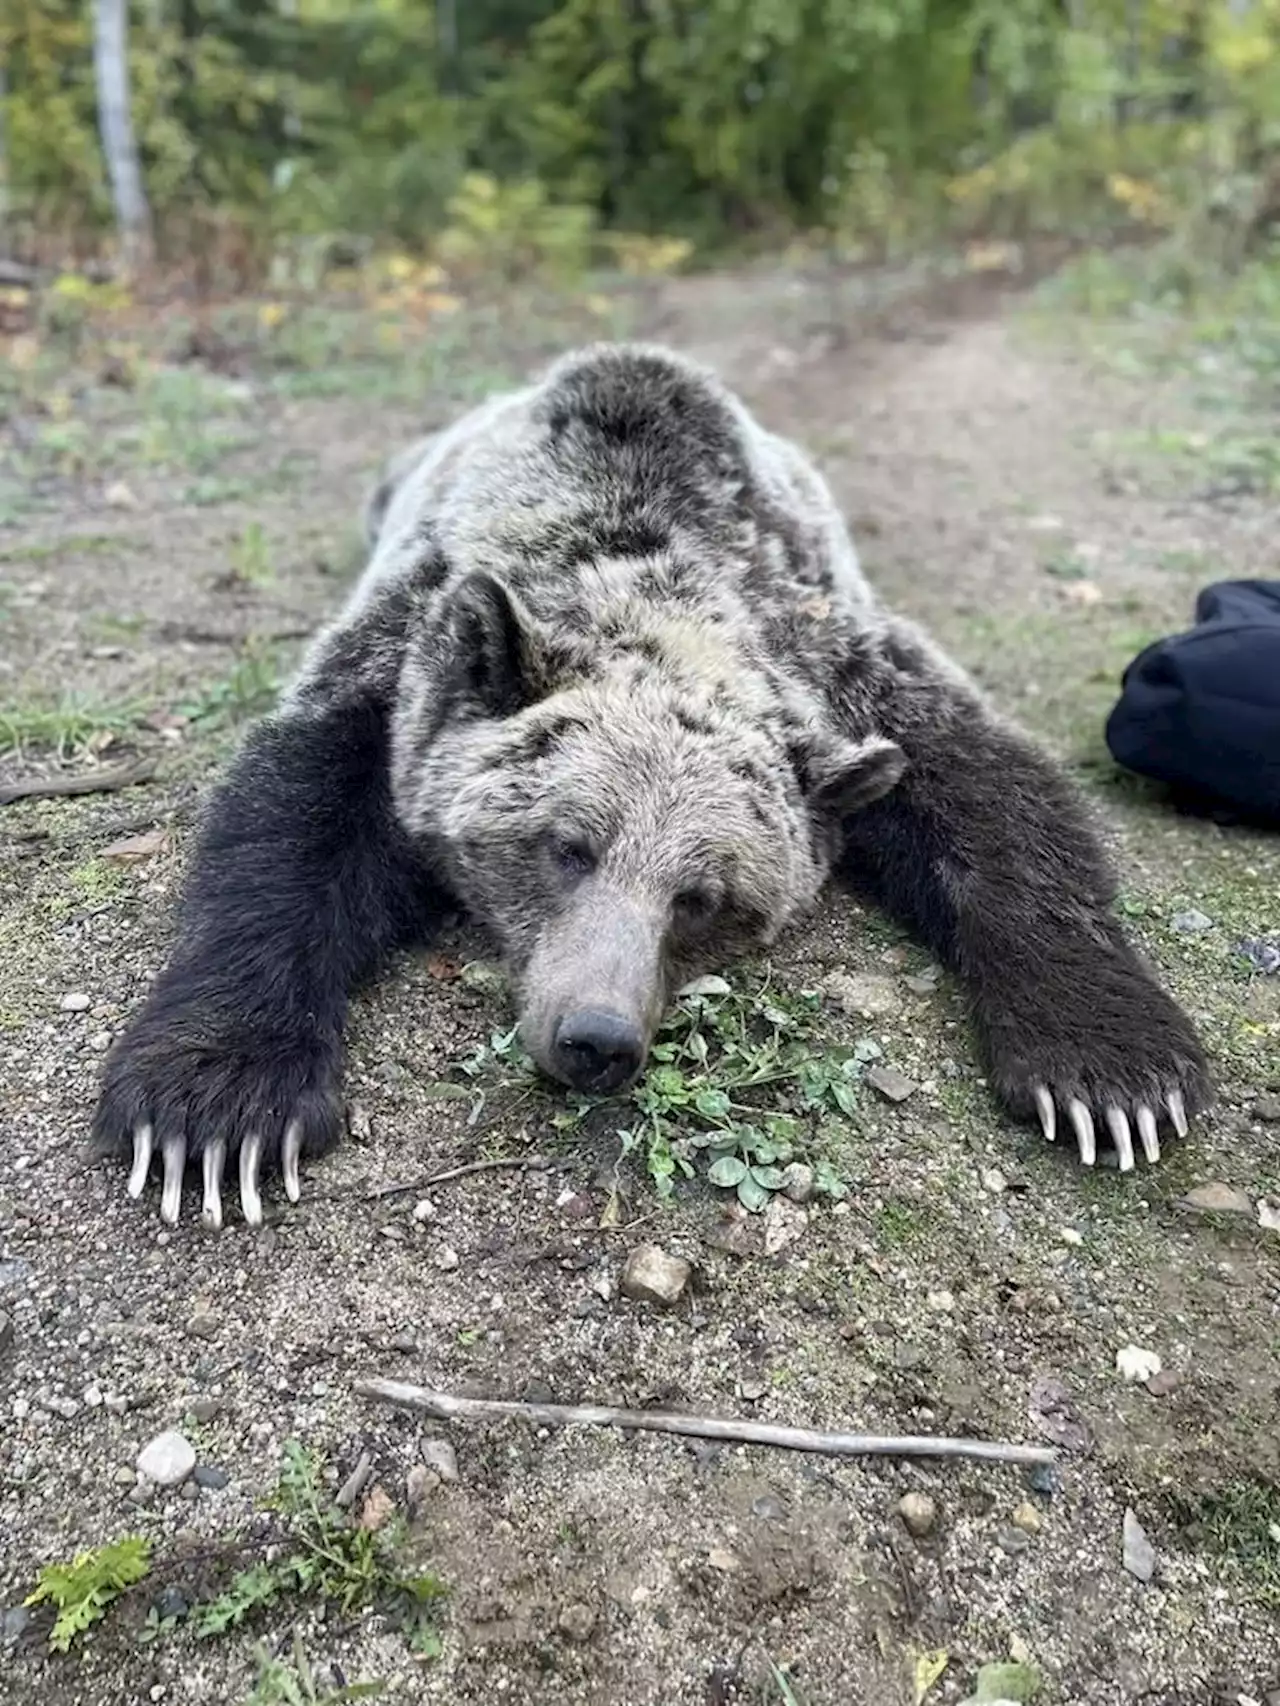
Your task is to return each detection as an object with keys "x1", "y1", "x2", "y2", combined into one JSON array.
[
  {"x1": 1027, "y1": 1374, "x2": 1092, "y2": 1453},
  {"x1": 358, "y1": 1484, "x2": 395, "y2": 1531},
  {"x1": 1115, "y1": 1345, "x2": 1162, "y2": 1383},
  {"x1": 598, "y1": 1190, "x2": 621, "y2": 1230},
  {"x1": 101, "y1": 828, "x2": 168, "y2": 864},
  {"x1": 913, "y1": 1649, "x2": 949, "y2": 1703},
  {"x1": 677, "y1": 974, "x2": 732, "y2": 998},
  {"x1": 1181, "y1": 1181, "x2": 1254, "y2": 1215}
]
